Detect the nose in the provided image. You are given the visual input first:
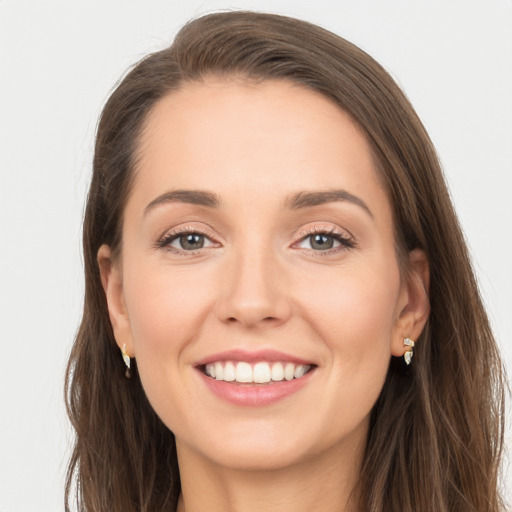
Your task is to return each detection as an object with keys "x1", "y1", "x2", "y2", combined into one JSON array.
[{"x1": 216, "y1": 247, "x2": 292, "y2": 329}]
